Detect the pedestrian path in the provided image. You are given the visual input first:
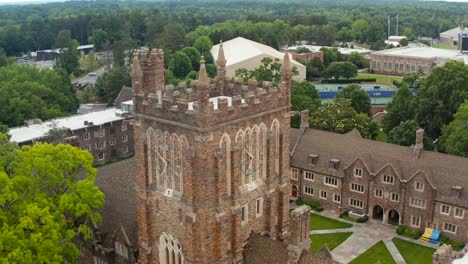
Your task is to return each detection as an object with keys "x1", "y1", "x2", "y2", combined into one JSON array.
[{"x1": 384, "y1": 239, "x2": 406, "y2": 264}]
